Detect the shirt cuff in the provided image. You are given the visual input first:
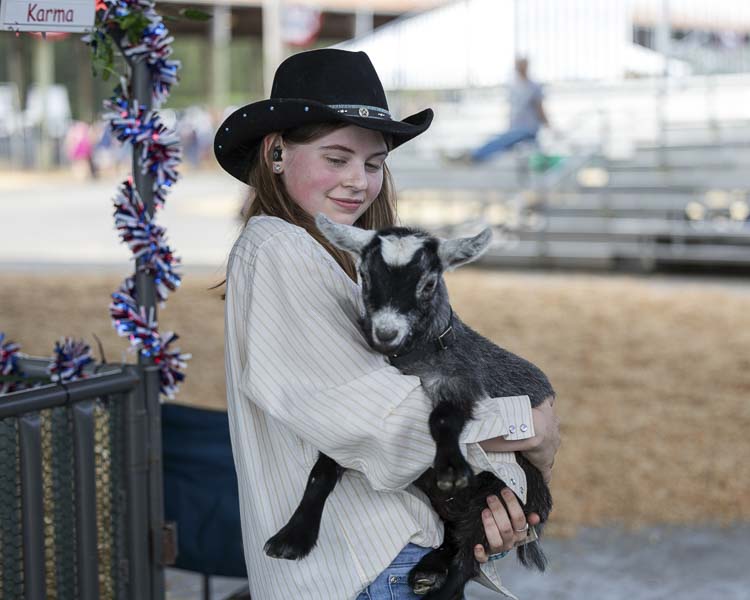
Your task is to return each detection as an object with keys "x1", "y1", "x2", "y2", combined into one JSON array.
[
  {"x1": 494, "y1": 395, "x2": 535, "y2": 441},
  {"x1": 458, "y1": 395, "x2": 533, "y2": 503},
  {"x1": 458, "y1": 395, "x2": 534, "y2": 444}
]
